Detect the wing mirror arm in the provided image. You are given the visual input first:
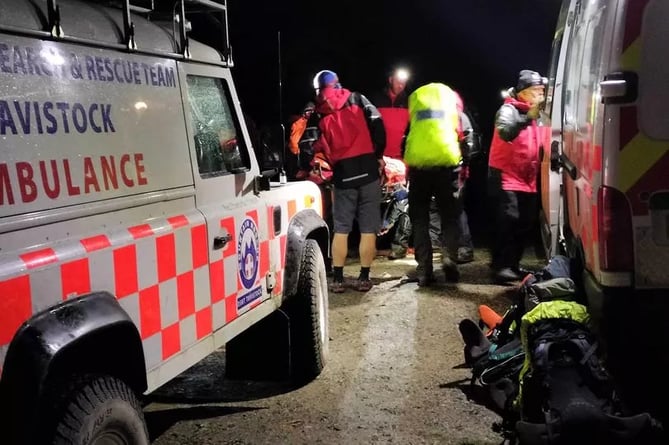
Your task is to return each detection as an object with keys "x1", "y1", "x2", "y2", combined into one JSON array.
[{"x1": 253, "y1": 173, "x2": 272, "y2": 195}]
